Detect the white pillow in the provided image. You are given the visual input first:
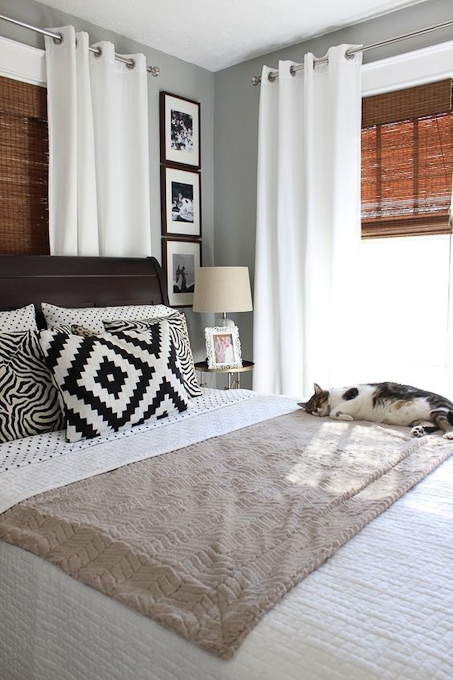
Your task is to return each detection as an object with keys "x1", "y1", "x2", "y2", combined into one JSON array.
[
  {"x1": 0, "y1": 304, "x2": 38, "y2": 331},
  {"x1": 41, "y1": 302, "x2": 174, "y2": 333}
]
